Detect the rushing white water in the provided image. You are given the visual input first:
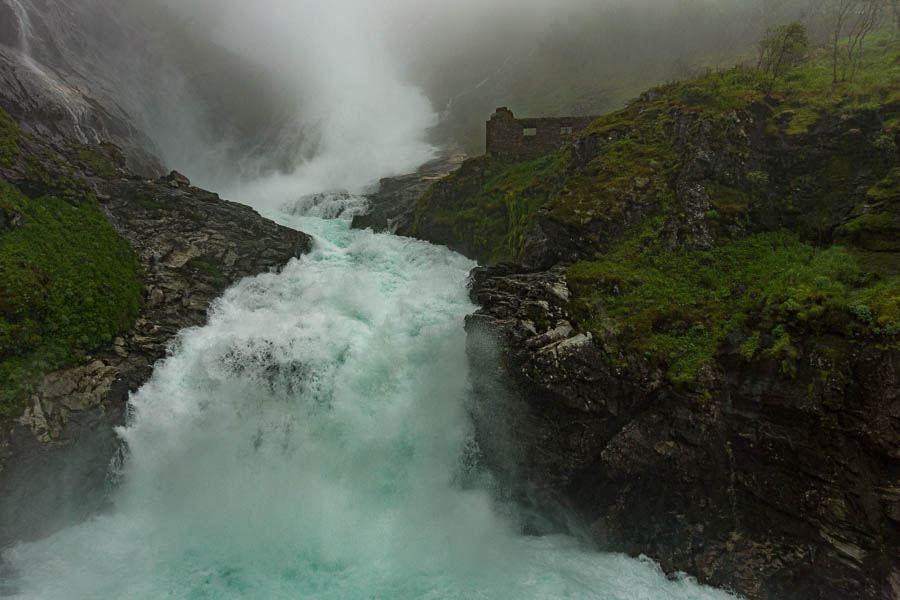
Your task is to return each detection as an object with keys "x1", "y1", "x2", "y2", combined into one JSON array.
[{"x1": 2, "y1": 201, "x2": 738, "y2": 599}]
